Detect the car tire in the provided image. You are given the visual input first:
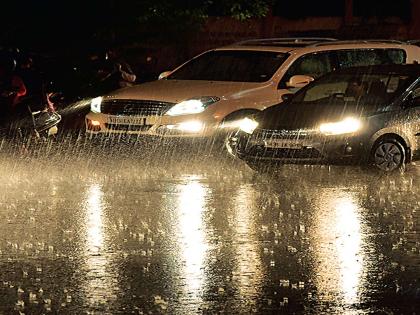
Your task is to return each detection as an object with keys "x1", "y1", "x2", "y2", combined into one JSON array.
[{"x1": 370, "y1": 137, "x2": 406, "y2": 173}]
